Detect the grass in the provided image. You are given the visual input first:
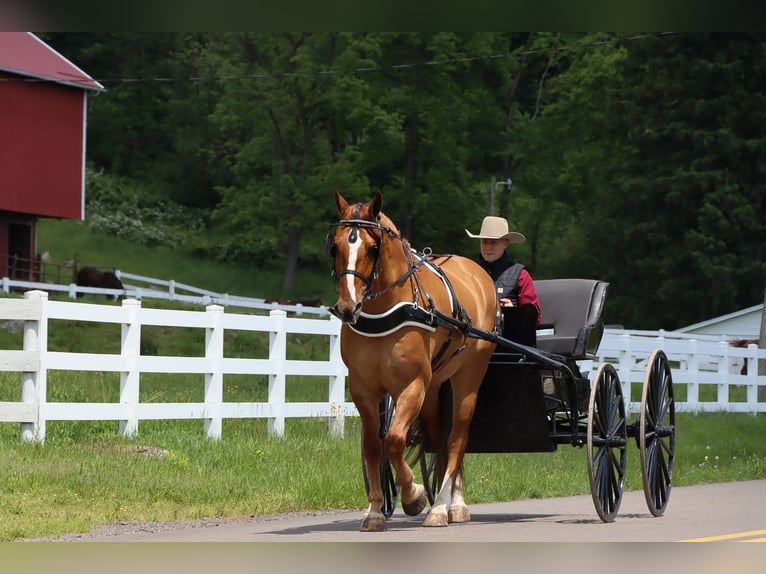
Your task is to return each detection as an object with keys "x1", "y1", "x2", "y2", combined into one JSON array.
[
  {"x1": 36, "y1": 218, "x2": 336, "y2": 304},
  {"x1": 0, "y1": 412, "x2": 764, "y2": 541}
]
